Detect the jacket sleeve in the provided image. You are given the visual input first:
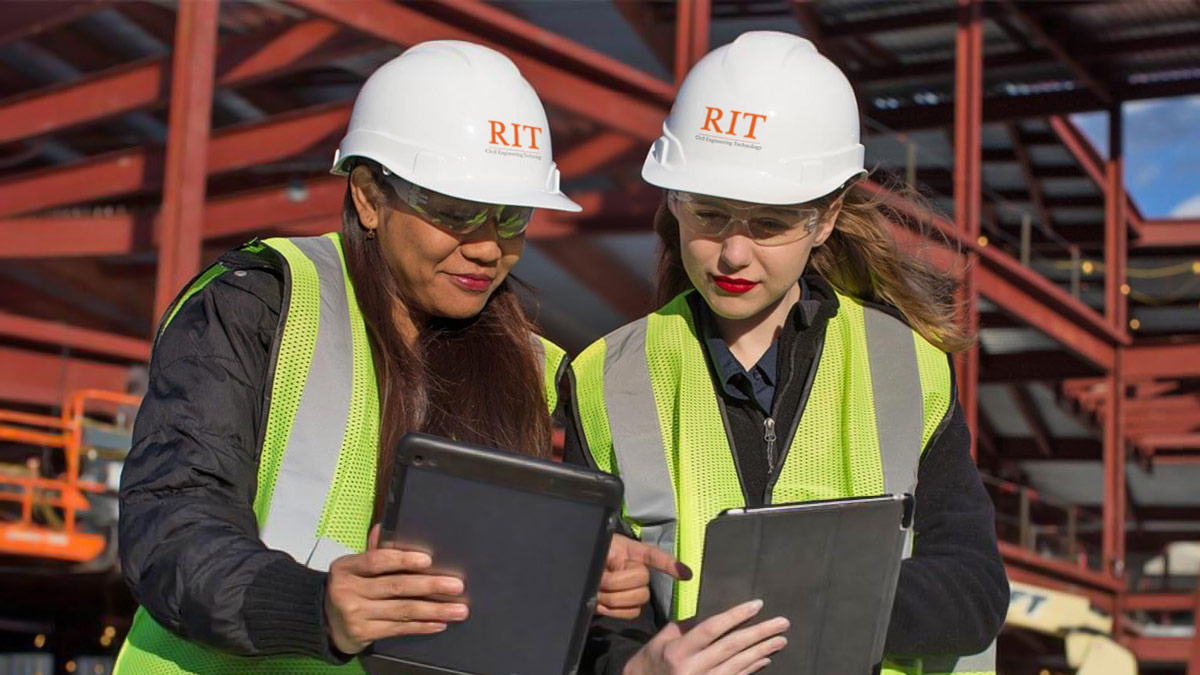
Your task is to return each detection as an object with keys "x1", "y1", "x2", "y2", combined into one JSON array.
[
  {"x1": 884, "y1": 362, "x2": 1010, "y2": 658},
  {"x1": 562, "y1": 377, "x2": 661, "y2": 675},
  {"x1": 119, "y1": 268, "x2": 346, "y2": 661}
]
